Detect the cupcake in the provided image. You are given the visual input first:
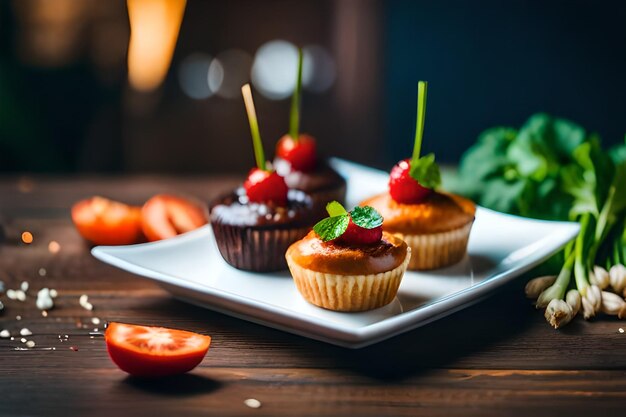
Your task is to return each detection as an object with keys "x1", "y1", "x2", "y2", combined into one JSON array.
[
  {"x1": 273, "y1": 48, "x2": 346, "y2": 217},
  {"x1": 211, "y1": 187, "x2": 314, "y2": 272},
  {"x1": 211, "y1": 84, "x2": 315, "y2": 272},
  {"x1": 361, "y1": 81, "x2": 475, "y2": 270},
  {"x1": 286, "y1": 201, "x2": 410, "y2": 312}
]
